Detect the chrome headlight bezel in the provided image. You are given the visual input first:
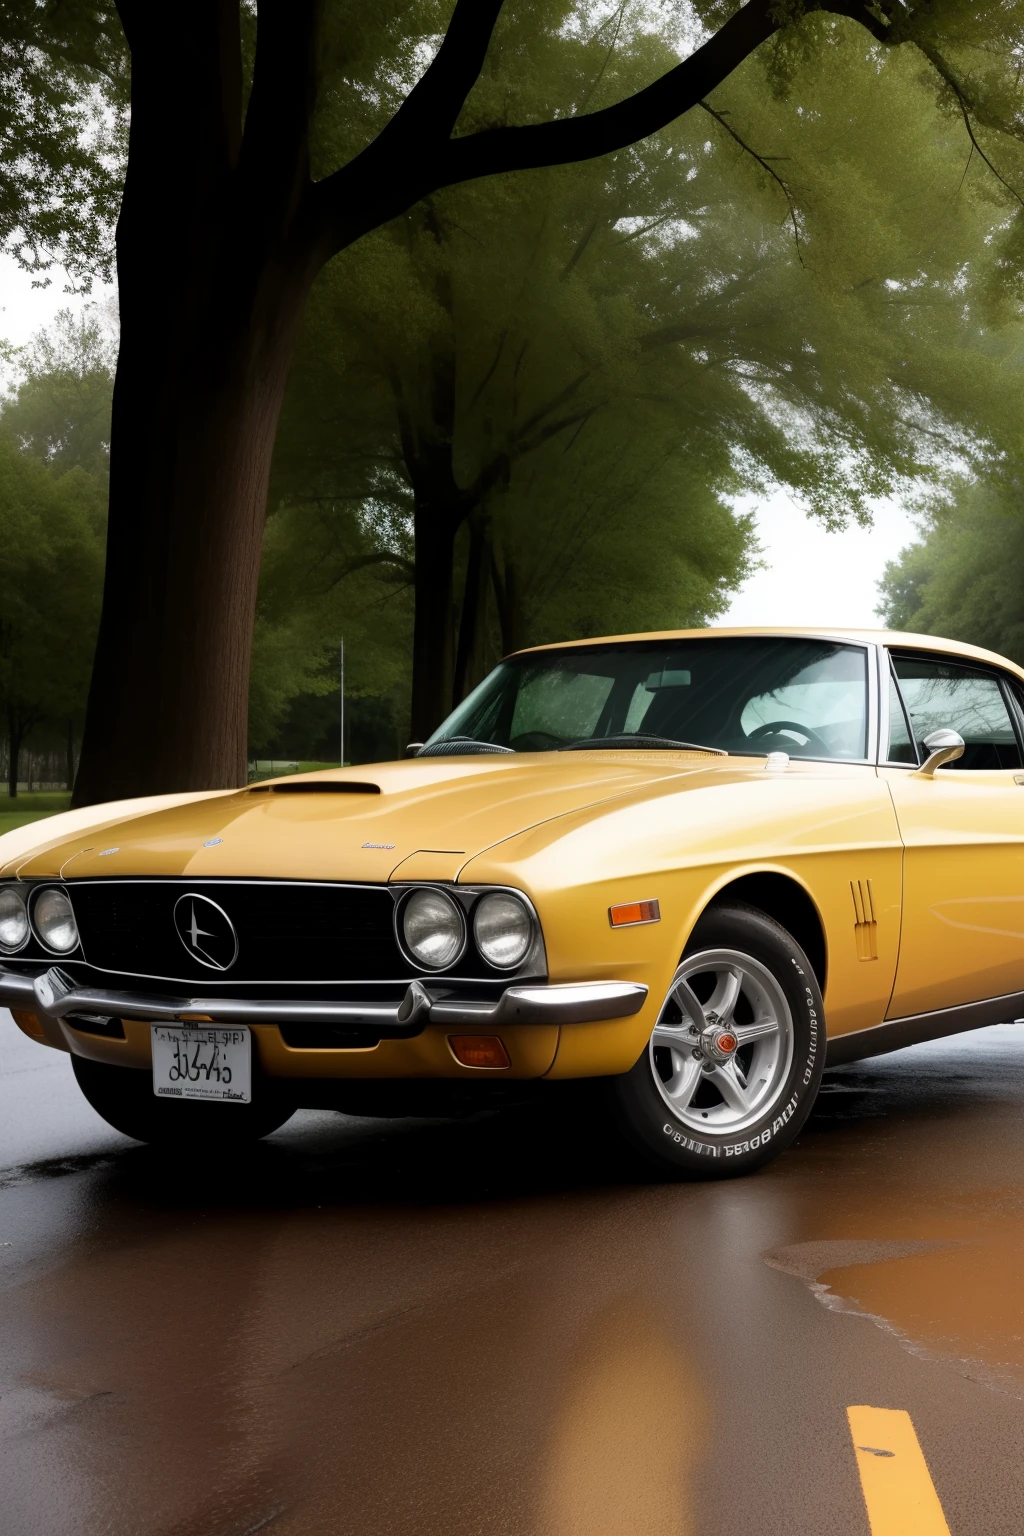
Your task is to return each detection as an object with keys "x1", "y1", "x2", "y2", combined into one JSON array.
[
  {"x1": 0, "y1": 885, "x2": 30, "y2": 954},
  {"x1": 29, "y1": 885, "x2": 80, "y2": 955},
  {"x1": 396, "y1": 886, "x2": 467, "y2": 972},
  {"x1": 472, "y1": 890, "x2": 535, "y2": 971}
]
